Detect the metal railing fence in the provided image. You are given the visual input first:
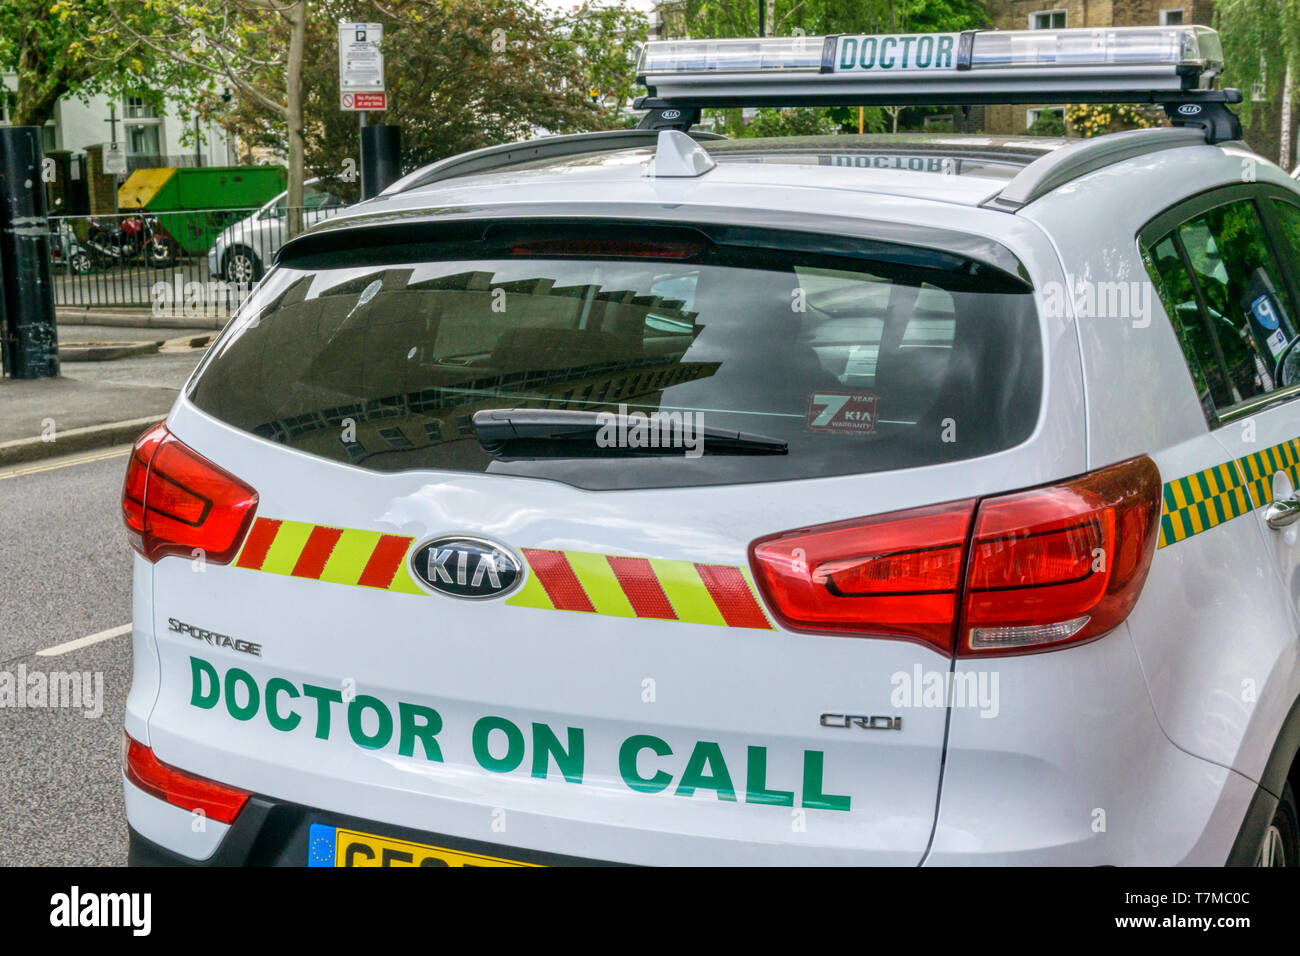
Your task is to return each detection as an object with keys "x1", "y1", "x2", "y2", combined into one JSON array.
[{"x1": 49, "y1": 203, "x2": 344, "y2": 313}]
